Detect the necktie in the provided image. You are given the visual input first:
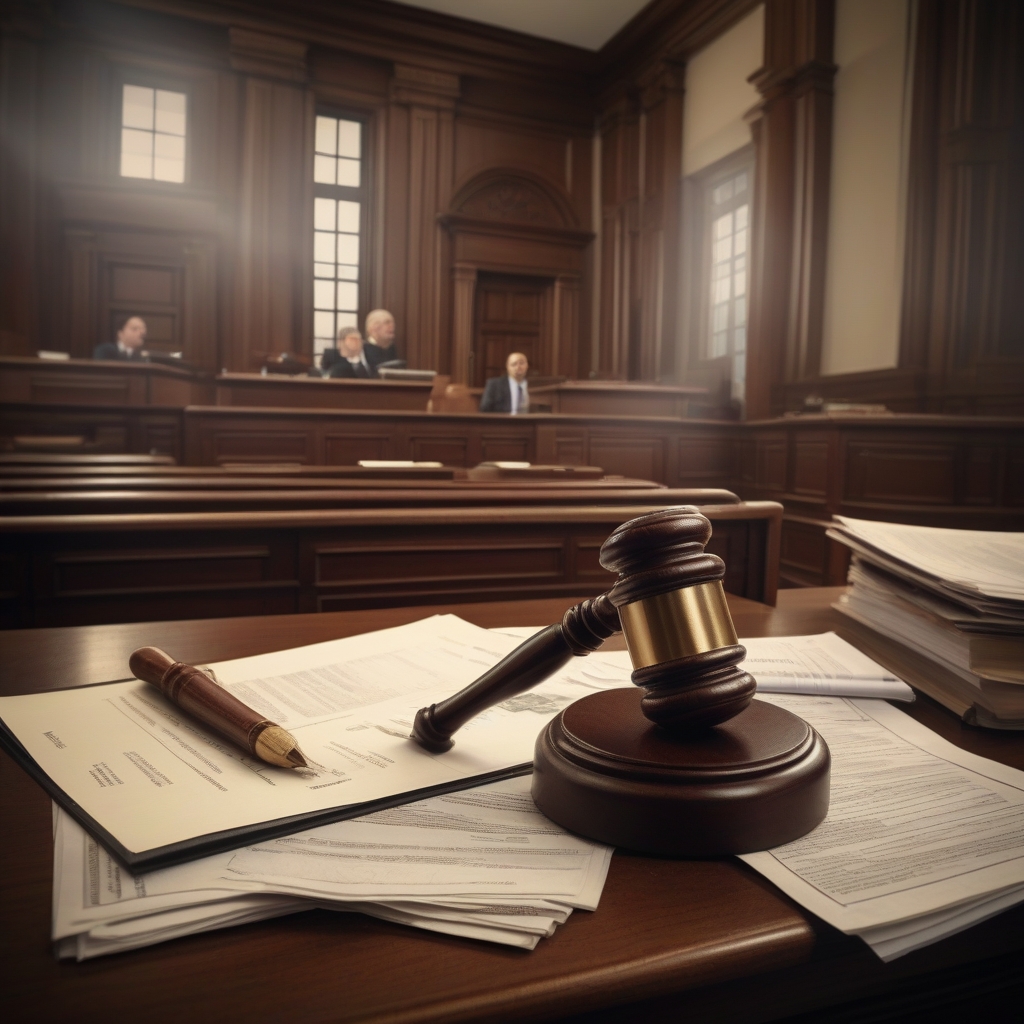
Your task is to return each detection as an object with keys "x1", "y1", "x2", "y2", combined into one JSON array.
[
  {"x1": 355, "y1": 361, "x2": 368, "y2": 378},
  {"x1": 517, "y1": 383, "x2": 524, "y2": 414}
]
